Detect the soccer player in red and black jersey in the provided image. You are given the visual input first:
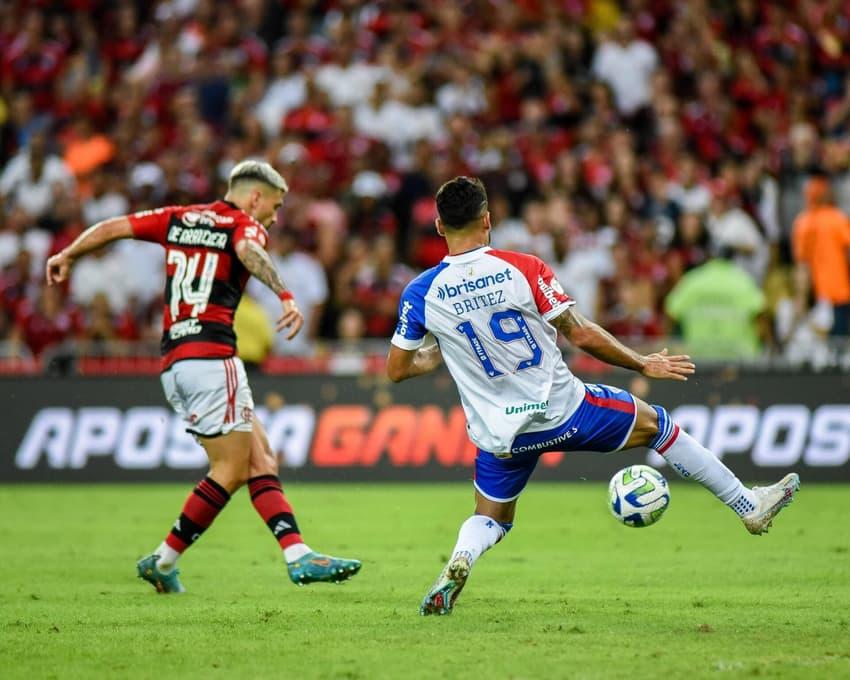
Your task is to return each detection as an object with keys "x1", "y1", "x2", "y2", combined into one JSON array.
[{"x1": 46, "y1": 160, "x2": 361, "y2": 592}]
